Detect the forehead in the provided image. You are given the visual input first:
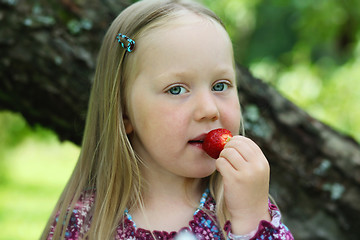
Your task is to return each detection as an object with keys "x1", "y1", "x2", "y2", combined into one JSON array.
[
  {"x1": 127, "y1": 12, "x2": 233, "y2": 76},
  {"x1": 139, "y1": 11, "x2": 228, "y2": 45}
]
